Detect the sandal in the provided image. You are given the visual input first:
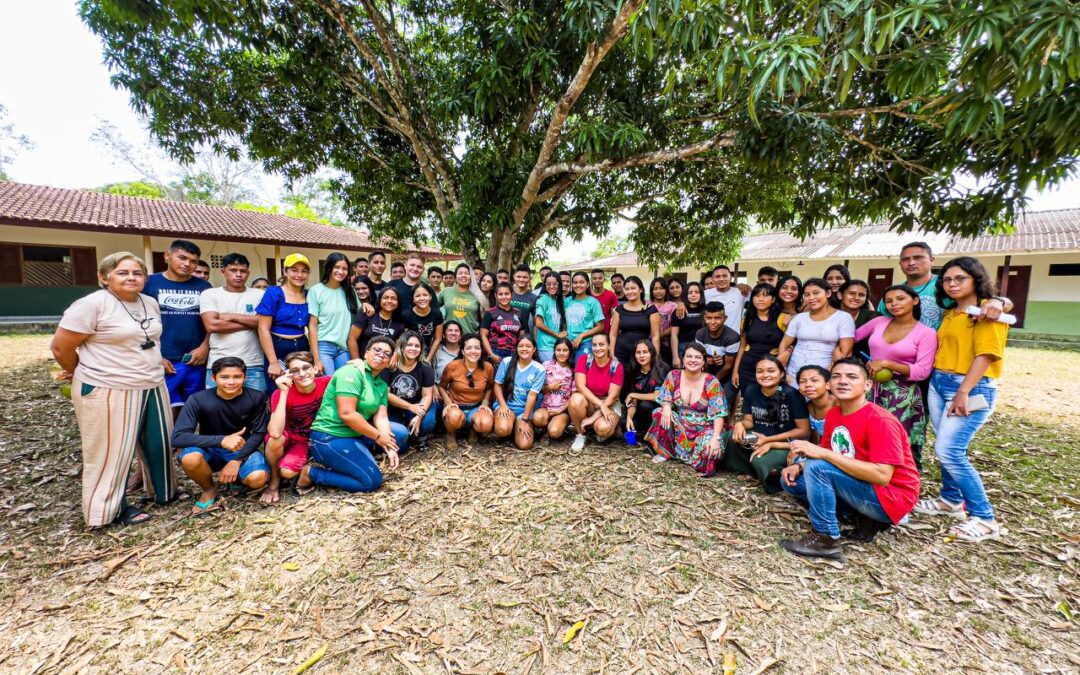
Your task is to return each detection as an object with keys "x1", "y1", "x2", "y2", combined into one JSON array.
[
  {"x1": 949, "y1": 518, "x2": 1004, "y2": 543},
  {"x1": 191, "y1": 496, "x2": 222, "y2": 517},
  {"x1": 651, "y1": 455, "x2": 667, "y2": 464},
  {"x1": 114, "y1": 504, "x2": 153, "y2": 526},
  {"x1": 294, "y1": 465, "x2": 317, "y2": 496},
  {"x1": 913, "y1": 498, "x2": 966, "y2": 519}
]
